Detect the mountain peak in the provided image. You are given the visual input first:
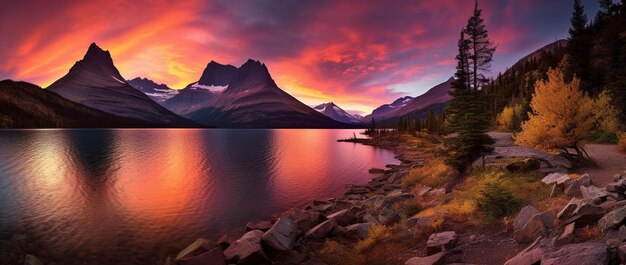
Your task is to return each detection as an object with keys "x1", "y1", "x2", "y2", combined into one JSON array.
[{"x1": 83, "y1": 42, "x2": 112, "y2": 62}]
